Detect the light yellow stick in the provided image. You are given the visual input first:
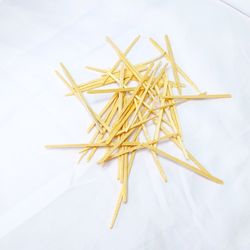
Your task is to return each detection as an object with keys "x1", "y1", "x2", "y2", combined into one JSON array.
[
  {"x1": 165, "y1": 81, "x2": 188, "y2": 159},
  {"x1": 135, "y1": 100, "x2": 168, "y2": 182},
  {"x1": 101, "y1": 134, "x2": 177, "y2": 161},
  {"x1": 104, "y1": 85, "x2": 141, "y2": 144},
  {"x1": 153, "y1": 73, "x2": 169, "y2": 163},
  {"x1": 46, "y1": 133, "x2": 177, "y2": 150},
  {"x1": 86, "y1": 96, "x2": 119, "y2": 161},
  {"x1": 84, "y1": 65, "x2": 137, "y2": 75},
  {"x1": 63, "y1": 65, "x2": 147, "y2": 97},
  {"x1": 77, "y1": 95, "x2": 117, "y2": 163},
  {"x1": 127, "y1": 62, "x2": 165, "y2": 131},
  {"x1": 166, "y1": 82, "x2": 182, "y2": 135},
  {"x1": 155, "y1": 119, "x2": 211, "y2": 176},
  {"x1": 57, "y1": 64, "x2": 110, "y2": 133},
  {"x1": 79, "y1": 92, "x2": 119, "y2": 162},
  {"x1": 116, "y1": 115, "x2": 155, "y2": 136},
  {"x1": 106, "y1": 36, "x2": 143, "y2": 82},
  {"x1": 158, "y1": 80, "x2": 186, "y2": 88},
  {"x1": 151, "y1": 100, "x2": 186, "y2": 111},
  {"x1": 106, "y1": 126, "x2": 223, "y2": 185},
  {"x1": 173, "y1": 138, "x2": 210, "y2": 175},
  {"x1": 87, "y1": 94, "x2": 117, "y2": 133},
  {"x1": 108, "y1": 62, "x2": 154, "y2": 130},
  {"x1": 122, "y1": 94, "x2": 129, "y2": 202},
  {"x1": 87, "y1": 87, "x2": 136, "y2": 94},
  {"x1": 104, "y1": 96, "x2": 154, "y2": 168},
  {"x1": 152, "y1": 91, "x2": 208, "y2": 112},
  {"x1": 149, "y1": 37, "x2": 201, "y2": 93},
  {"x1": 75, "y1": 65, "x2": 148, "y2": 93},
  {"x1": 145, "y1": 145, "x2": 223, "y2": 184},
  {"x1": 164, "y1": 35, "x2": 182, "y2": 95},
  {"x1": 67, "y1": 64, "x2": 185, "y2": 96},
  {"x1": 156, "y1": 120, "x2": 213, "y2": 176},
  {"x1": 85, "y1": 59, "x2": 156, "y2": 74},
  {"x1": 100, "y1": 88, "x2": 137, "y2": 165},
  {"x1": 98, "y1": 126, "x2": 136, "y2": 164},
  {"x1": 110, "y1": 130, "x2": 140, "y2": 229},
  {"x1": 46, "y1": 142, "x2": 138, "y2": 149},
  {"x1": 102, "y1": 35, "x2": 141, "y2": 84},
  {"x1": 164, "y1": 94, "x2": 232, "y2": 99},
  {"x1": 107, "y1": 67, "x2": 157, "y2": 142},
  {"x1": 133, "y1": 95, "x2": 173, "y2": 129},
  {"x1": 118, "y1": 64, "x2": 125, "y2": 182}
]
